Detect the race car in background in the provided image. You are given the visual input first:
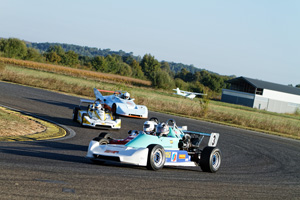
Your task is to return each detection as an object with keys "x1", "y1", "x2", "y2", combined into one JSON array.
[
  {"x1": 86, "y1": 119, "x2": 221, "y2": 173},
  {"x1": 97, "y1": 89, "x2": 148, "y2": 119},
  {"x1": 72, "y1": 89, "x2": 121, "y2": 129}
]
